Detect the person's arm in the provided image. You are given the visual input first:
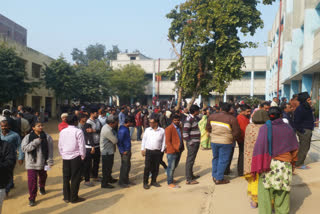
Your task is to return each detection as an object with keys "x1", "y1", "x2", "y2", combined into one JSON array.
[
  {"x1": 16, "y1": 134, "x2": 24, "y2": 160},
  {"x1": 141, "y1": 129, "x2": 148, "y2": 151},
  {"x1": 165, "y1": 127, "x2": 173, "y2": 152},
  {"x1": 206, "y1": 115, "x2": 212, "y2": 133},
  {"x1": 21, "y1": 134, "x2": 41, "y2": 153},
  {"x1": 124, "y1": 130, "x2": 131, "y2": 152},
  {"x1": 77, "y1": 130, "x2": 86, "y2": 160},
  {"x1": 183, "y1": 119, "x2": 191, "y2": 142},
  {"x1": 231, "y1": 118, "x2": 241, "y2": 142},
  {"x1": 102, "y1": 127, "x2": 118, "y2": 145},
  {"x1": 0, "y1": 143, "x2": 16, "y2": 170},
  {"x1": 47, "y1": 135, "x2": 54, "y2": 166},
  {"x1": 161, "y1": 130, "x2": 166, "y2": 152}
]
